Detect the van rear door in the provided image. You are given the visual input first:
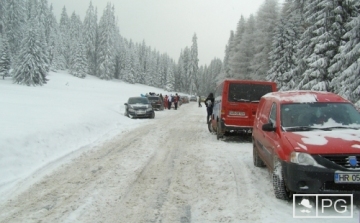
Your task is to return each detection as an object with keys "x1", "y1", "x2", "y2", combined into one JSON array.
[{"x1": 224, "y1": 83, "x2": 275, "y2": 127}]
